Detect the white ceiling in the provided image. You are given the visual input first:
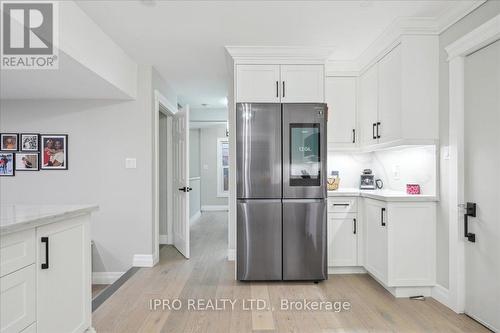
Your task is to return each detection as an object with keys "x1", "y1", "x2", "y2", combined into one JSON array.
[{"x1": 77, "y1": 0, "x2": 474, "y2": 108}]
